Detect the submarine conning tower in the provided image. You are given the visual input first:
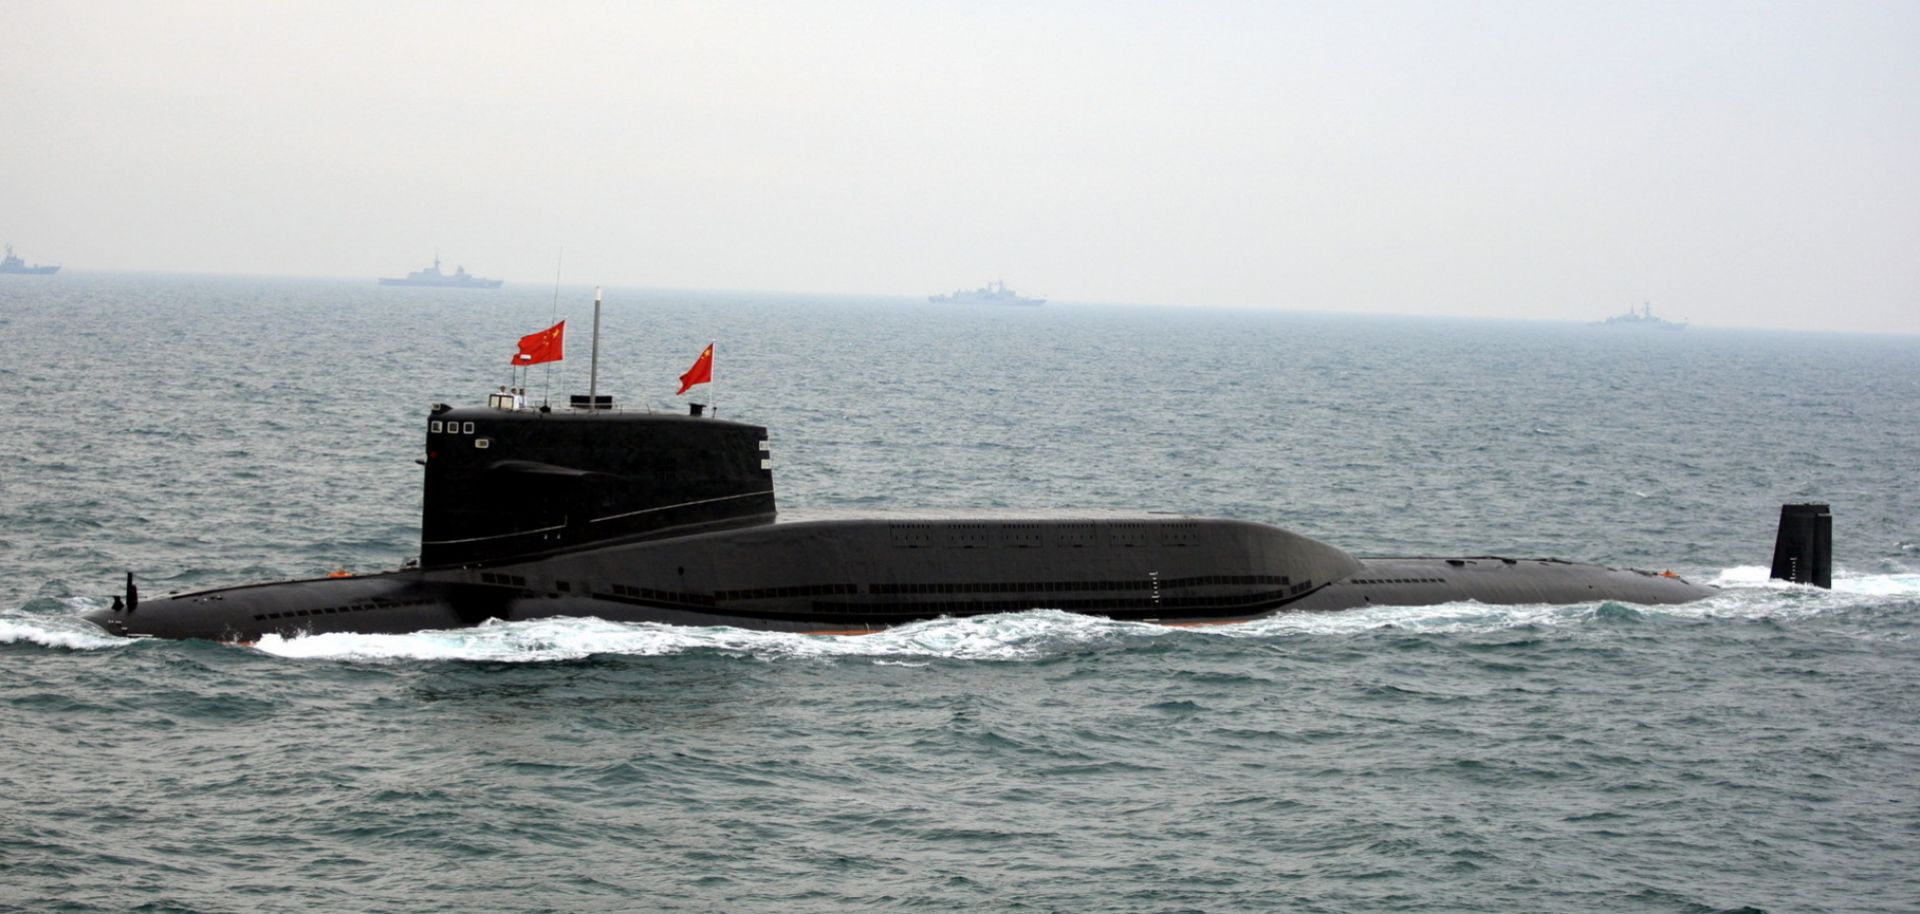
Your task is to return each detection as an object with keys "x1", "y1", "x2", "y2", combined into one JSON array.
[{"x1": 420, "y1": 397, "x2": 774, "y2": 568}]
